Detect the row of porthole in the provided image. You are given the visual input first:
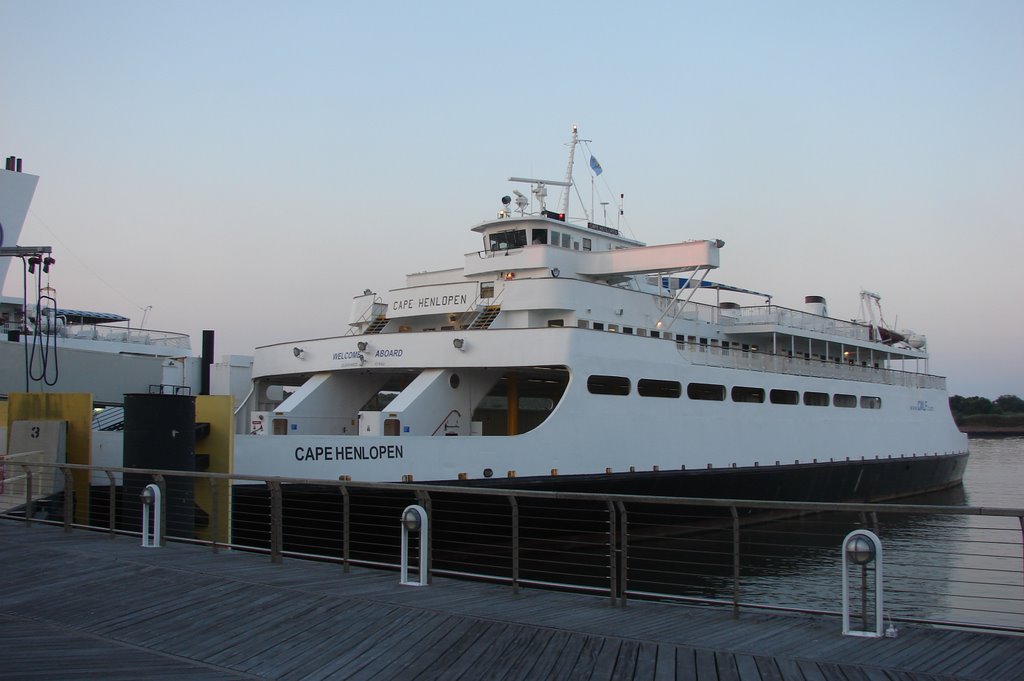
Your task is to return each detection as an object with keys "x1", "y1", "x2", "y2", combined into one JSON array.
[{"x1": 586, "y1": 375, "x2": 883, "y2": 409}]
